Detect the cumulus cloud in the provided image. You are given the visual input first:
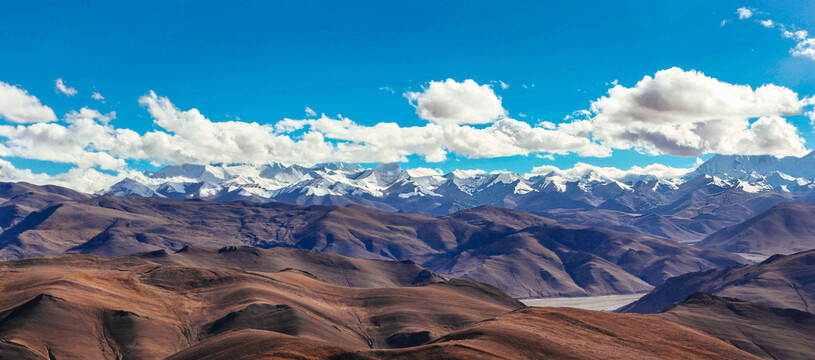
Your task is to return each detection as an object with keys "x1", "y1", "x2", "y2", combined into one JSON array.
[
  {"x1": 0, "y1": 71, "x2": 812, "y2": 192},
  {"x1": 737, "y1": 7, "x2": 753, "y2": 19},
  {"x1": 0, "y1": 112, "x2": 129, "y2": 170},
  {"x1": 305, "y1": 107, "x2": 317, "y2": 117},
  {"x1": 783, "y1": 29, "x2": 809, "y2": 40},
  {"x1": 792, "y1": 38, "x2": 815, "y2": 60},
  {"x1": 404, "y1": 79, "x2": 507, "y2": 125},
  {"x1": 0, "y1": 81, "x2": 58, "y2": 124},
  {"x1": 91, "y1": 92, "x2": 105, "y2": 101},
  {"x1": 760, "y1": 19, "x2": 774, "y2": 28},
  {"x1": 526, "y1": 161, "x2": 698, "y2": 183},
  {"x1": 0, "y1": 159, "x2": 124, "y2": 193},
  {"x1": 586, "y1": 67, "x2": 808, "y2": 157},
  {"x1": 275, "y1": 114, "x2": 609, "y2": 163},
  {"x1": 0, "y1": 84, "x2": 613, "y2": 174},
  {"x1": 55, "y1": 78, "x2": 77, "y2": 96}
]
